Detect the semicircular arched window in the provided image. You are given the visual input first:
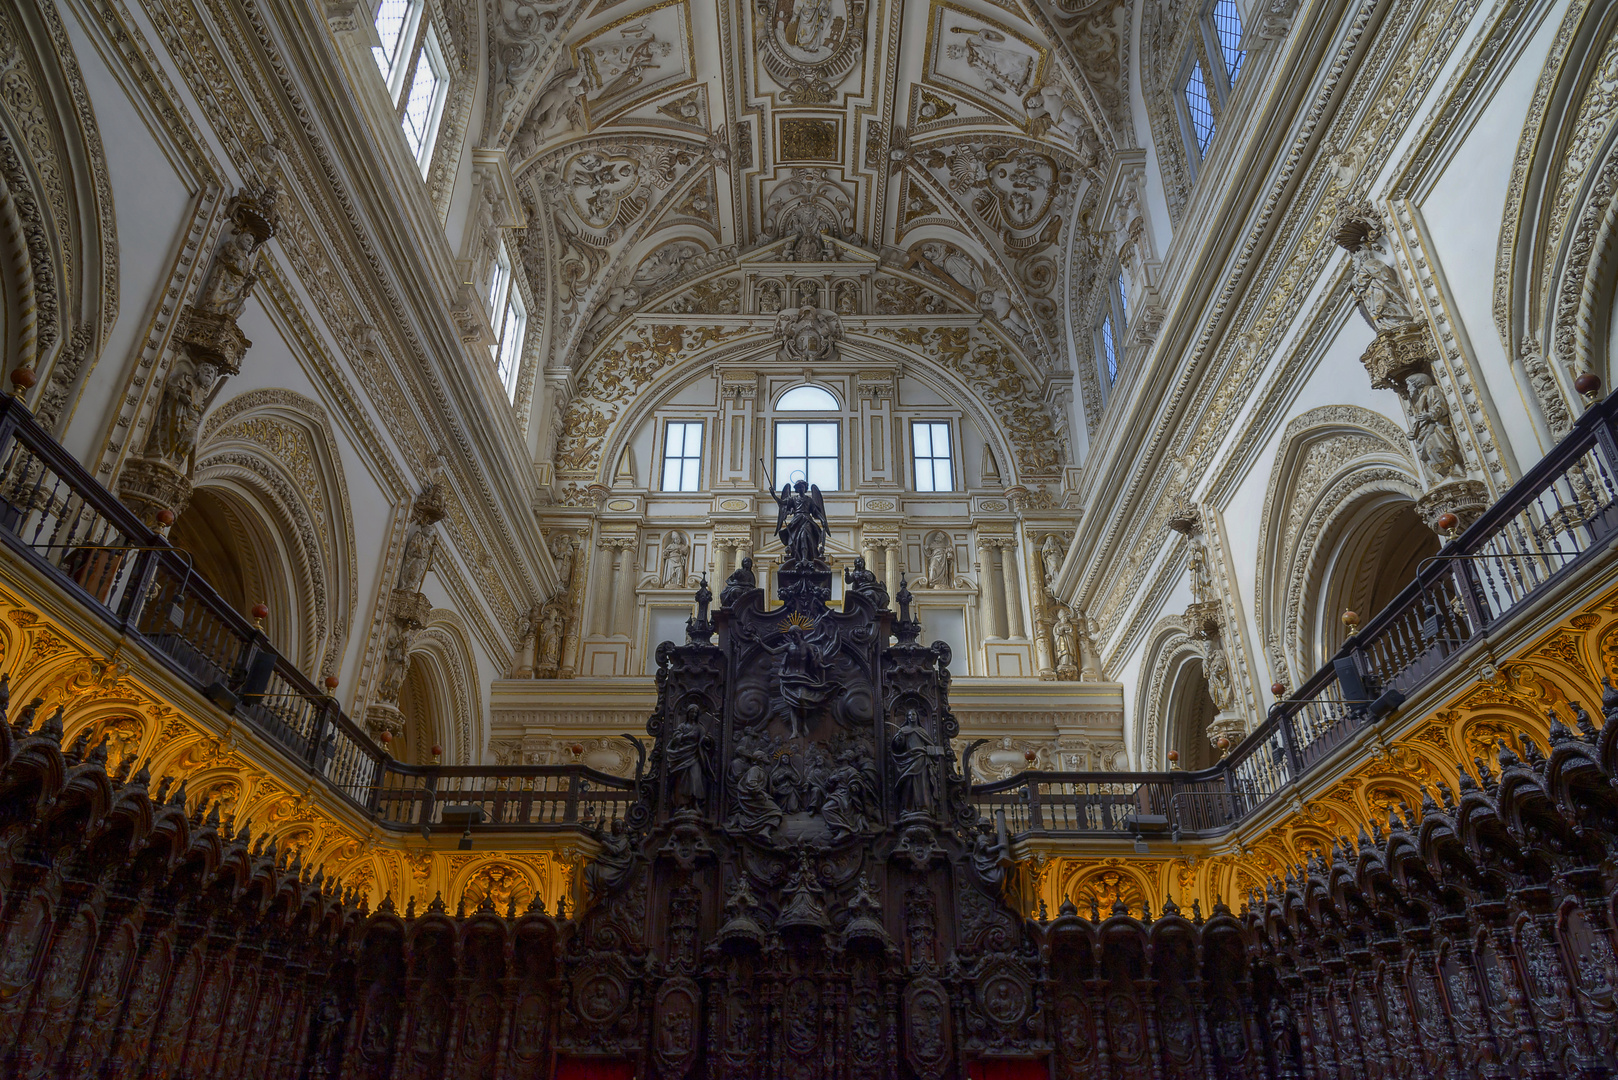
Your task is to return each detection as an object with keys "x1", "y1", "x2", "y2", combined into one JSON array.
[{"x1": 776, "y1": 385, "x2": 839, "y2": 411}]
